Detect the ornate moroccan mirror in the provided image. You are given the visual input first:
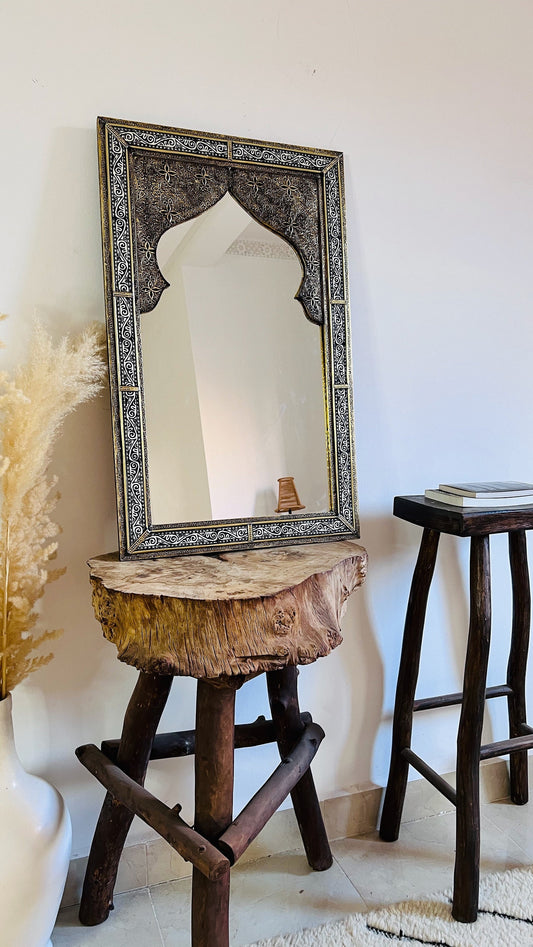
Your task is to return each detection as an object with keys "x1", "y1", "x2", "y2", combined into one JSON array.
[{"x1": 97, "y1": 116, "x2": 358, "y2": 558}]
